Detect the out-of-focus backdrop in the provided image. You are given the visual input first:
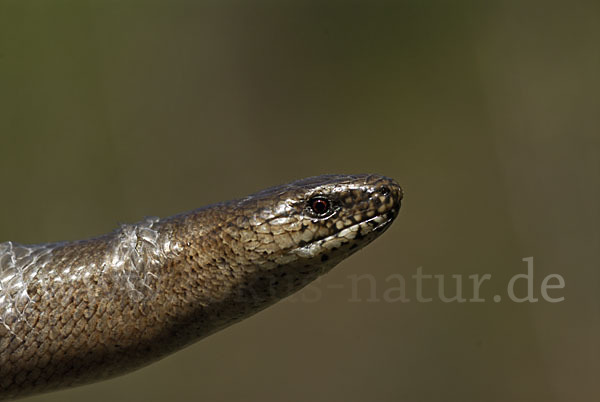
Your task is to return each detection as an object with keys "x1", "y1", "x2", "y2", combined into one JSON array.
[{"x1": 1, "y1": 1, "x2": 598, "y2": 401}]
